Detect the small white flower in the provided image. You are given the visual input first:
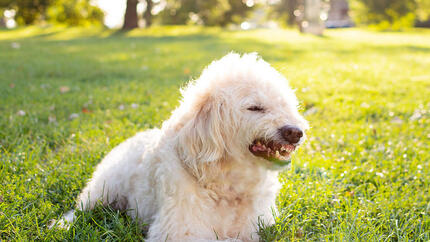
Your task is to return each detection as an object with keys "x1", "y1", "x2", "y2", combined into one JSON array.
[
  {"x1": 69, "y1": 113, "x2": 79, "y2": 120},
  {"x1": 48, "y1": 116, "x2": 56, "y2": 123},
  {"x1": 17, "y1": 110, "x2": 26, "y2": 116},
  {"x1": 11, "y1": 42, "x2": 20, "y2": 49},
  {"x1": 59, "y1": 86, "x2": 70, "y2": 93},
  {"x1": 391, "y1": 117, "x2": 403, "y2": 124},
  {"x1": 360, "y1": 102, "x2": 370, "y2": 108}
]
